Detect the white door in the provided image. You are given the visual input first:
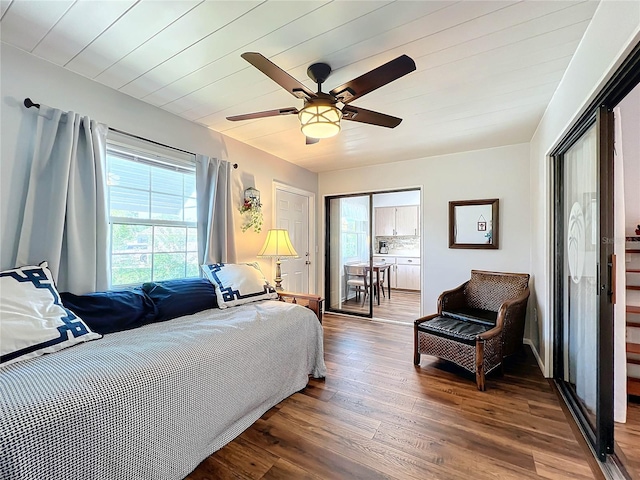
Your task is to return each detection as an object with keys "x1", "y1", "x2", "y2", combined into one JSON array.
[{"x1": 275, "y1": 188, "x2": 310, "y2": 293}]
